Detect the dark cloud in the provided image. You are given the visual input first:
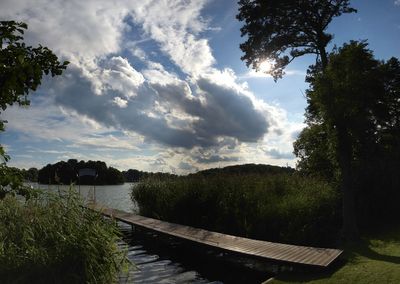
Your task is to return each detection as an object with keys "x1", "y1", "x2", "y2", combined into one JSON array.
[
  {"x1": 265, "y1": 148, "x2": 294, "y2": 160},
  {"x1": 194, "y1": 78, "x2": 268, "y2": 142},
  {"x1": 194, "y1": 155, "x2": 239, "y2": 164},
  {"x1": 178, "y1": 161, "x2": 197, "y2": 171},
  {"x1": 150, "y1": 158, "x2": 167, "y2": 166},
  {"x1": 52, "y1": 63, "x2": 270, "y2": 150}
]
